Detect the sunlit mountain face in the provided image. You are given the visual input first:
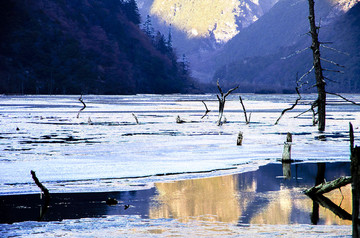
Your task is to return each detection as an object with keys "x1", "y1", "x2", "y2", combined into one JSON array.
[
  {"x1": 137, "y1": 0, "x2": 360, "y2": 84},
  {"x1": 147, "y1": 0, "x2": 278, "y2": 43}
]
